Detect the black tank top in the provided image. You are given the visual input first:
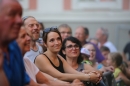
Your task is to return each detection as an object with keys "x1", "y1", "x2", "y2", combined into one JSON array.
[{"x1": 43, "y1": 54, "x2": 65, "y2": 73}]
